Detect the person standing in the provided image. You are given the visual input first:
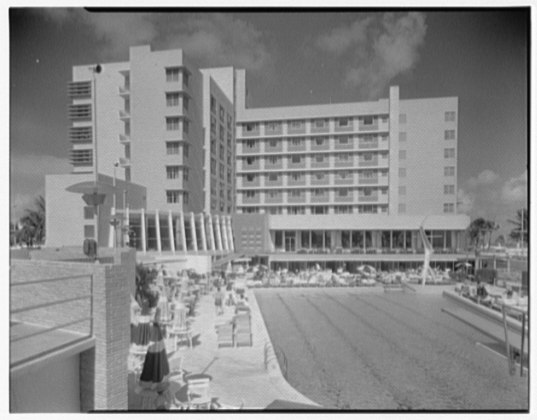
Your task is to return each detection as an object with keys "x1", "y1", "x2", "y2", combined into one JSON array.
[{"x1": 214, "y1": 286, "x2": 224, "y2": 315}]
